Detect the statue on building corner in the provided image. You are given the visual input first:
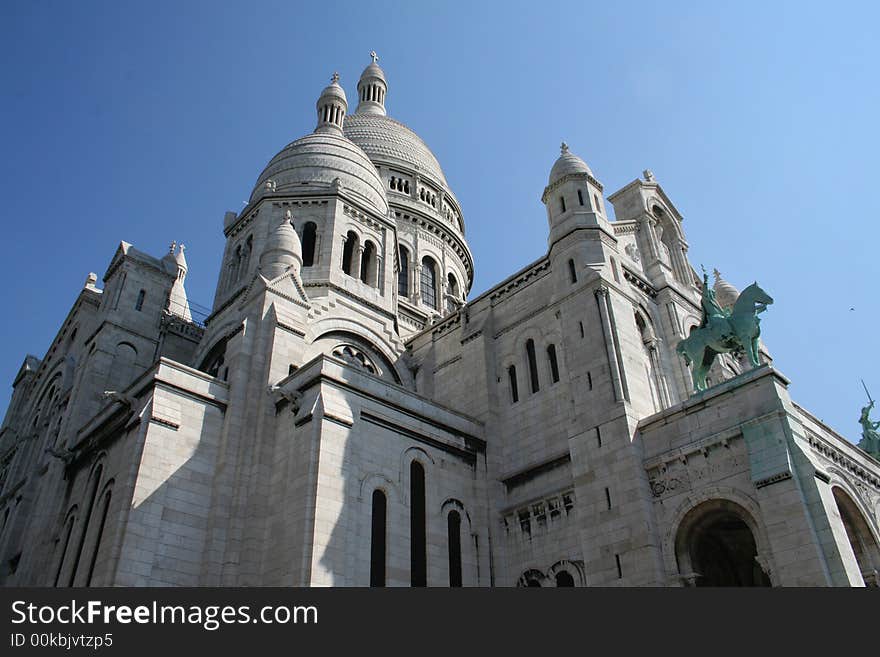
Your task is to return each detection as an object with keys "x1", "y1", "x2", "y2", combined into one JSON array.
[
  {"x1": 857, "y1": 381, "x2": 880, "y2": 458},
  {"x1": 676, "y1": 268, "x2": 773, "y2": 393}
]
